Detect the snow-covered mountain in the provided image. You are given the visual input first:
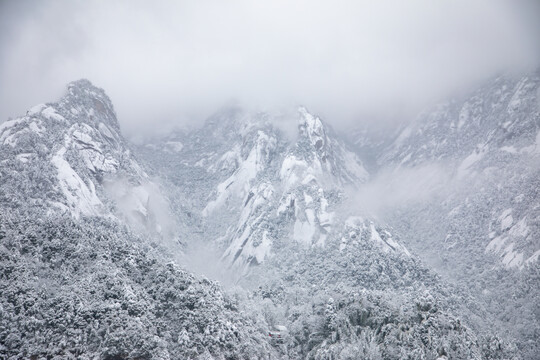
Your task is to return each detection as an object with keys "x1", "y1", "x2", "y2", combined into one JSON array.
[
  {"x1": 354, "y1": 71, "x2": 540, "y2": 359},
  {"x1": 0, "y1": 79, "x2": 178, "y2": 241},
  {"x1": 1, "y1": 78, "x2": 532, "y2": 359},
  {"x1": 140, "y1": 106, "x2": 407, "y2": 274},
  {"x1": 140, "y1": 103, "x2": 517, "y2": 358},
  {"x1": 0, "y1": 81, "x2": 275, "y2": 359},
  {"x1": 367, "y1": 71, "x2": 539, "y2": 271}
]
